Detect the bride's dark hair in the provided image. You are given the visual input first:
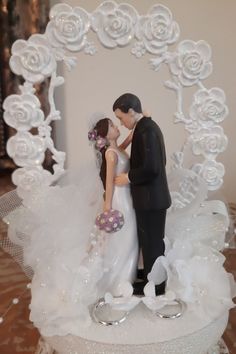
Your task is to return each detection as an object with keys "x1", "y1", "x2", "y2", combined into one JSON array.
[{"x1": 93, "y1": 118, "x2": 110, "y2": 190}]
